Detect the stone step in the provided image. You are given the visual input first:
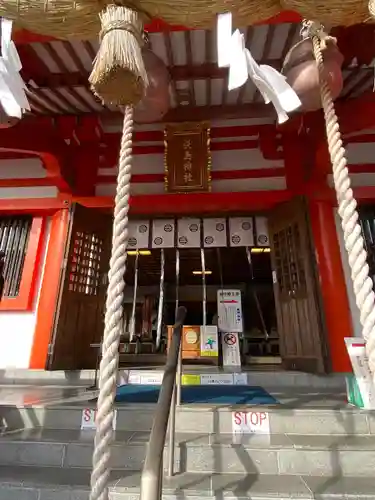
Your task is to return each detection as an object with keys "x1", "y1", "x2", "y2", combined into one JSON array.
[
  {"x1": 0, "y1": 368, "x2": 346, "y2": 390},
  {"x1": 4, "y1": 402, "x2": 374, "y2": 436},
  {"x1": 1, "y1": 428, "x2": 375, "y2": 476},
  {"x1": 0, "y1": 466, "x2": 374, "y2": 499}
]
